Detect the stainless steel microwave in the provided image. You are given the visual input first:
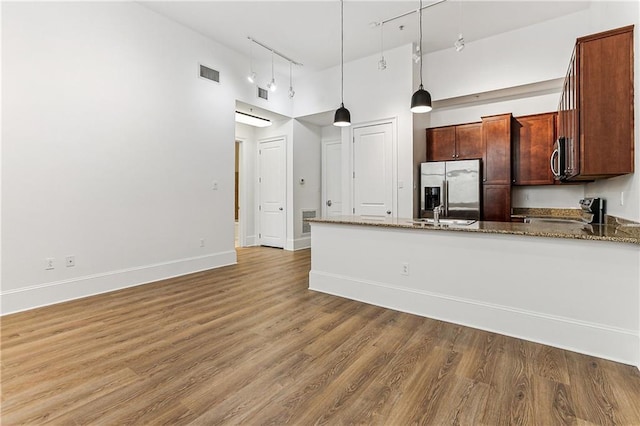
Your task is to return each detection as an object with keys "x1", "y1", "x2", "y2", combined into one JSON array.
[{"x1": 551, "y1": 137, "x2": 567, "y2": 180}]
